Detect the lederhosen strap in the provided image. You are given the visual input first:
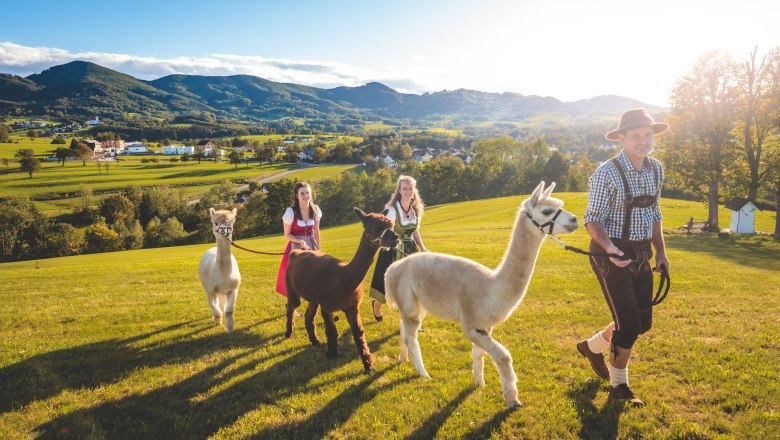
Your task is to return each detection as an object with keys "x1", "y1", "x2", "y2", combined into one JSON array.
[{"x1": 611, "y1": 157, "x2": 659, "y2": 241}]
